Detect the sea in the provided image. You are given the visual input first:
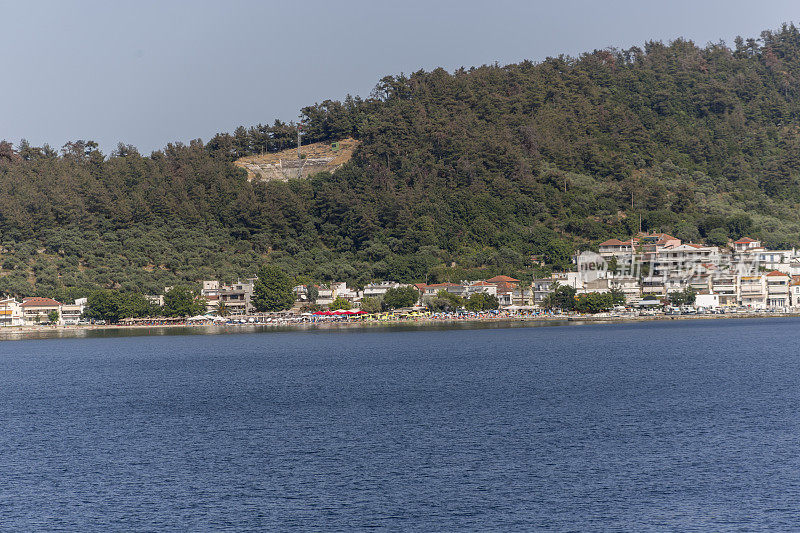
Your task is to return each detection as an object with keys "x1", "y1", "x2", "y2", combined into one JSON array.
[{"x1": 1, "y1": 318, "x2": 799, "y2": 531}]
